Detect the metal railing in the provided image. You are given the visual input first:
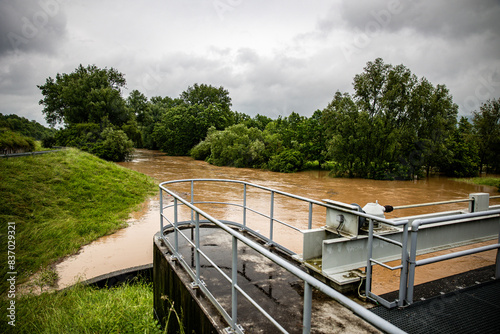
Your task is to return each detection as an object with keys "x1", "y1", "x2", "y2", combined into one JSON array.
[
  {"x1": 0, "y1": 149, "x2": 65, "y2": 158},
  {"x1": 158, "y1": 179, "x2": 500, "y2": 332},
  {"x1": 159, "y1": 179, "x2": 405, "y2": 334},
  {"x1": 364, "y1": 209, "x2": 500, "y2": 308}
]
